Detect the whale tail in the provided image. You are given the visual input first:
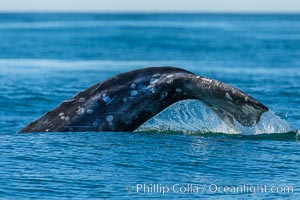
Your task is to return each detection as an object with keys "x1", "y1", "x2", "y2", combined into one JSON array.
[{"x1": 189, "y1": 75, "x2": 269, "y2": 127}]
